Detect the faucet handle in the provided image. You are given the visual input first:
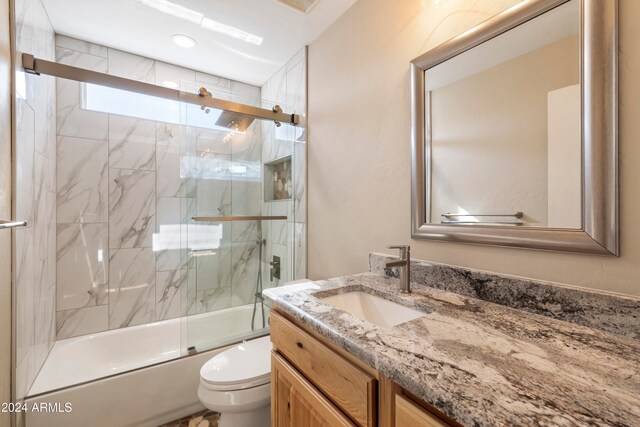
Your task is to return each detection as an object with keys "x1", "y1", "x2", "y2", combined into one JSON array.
[{"x1": 387, "y1": 245, "x2": 410, "y2": 257}]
